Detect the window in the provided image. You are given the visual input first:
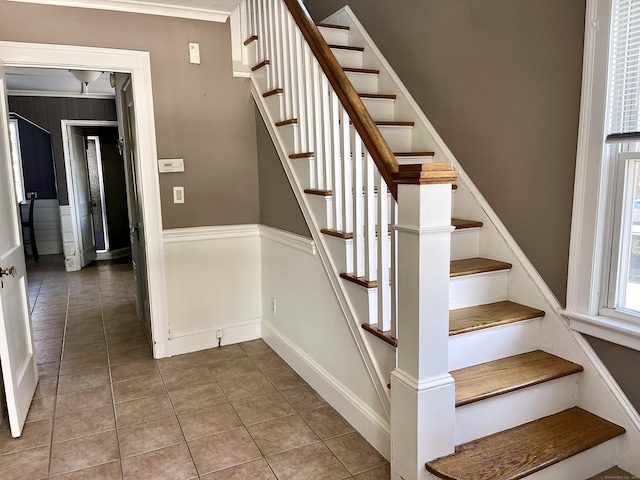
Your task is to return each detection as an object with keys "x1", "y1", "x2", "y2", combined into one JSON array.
[{"x1": 8, "y1": 118, "x2": 26, "y2": 204}]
